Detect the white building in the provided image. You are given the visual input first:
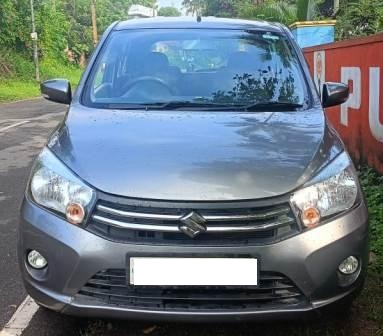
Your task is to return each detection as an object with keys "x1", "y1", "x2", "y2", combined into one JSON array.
[{"x1": 128, "y1": 5, "x2": 157, "y2": 18}]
